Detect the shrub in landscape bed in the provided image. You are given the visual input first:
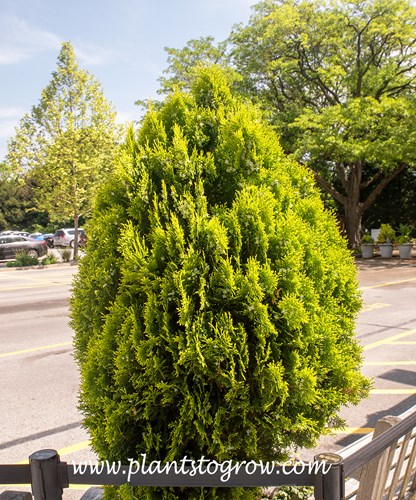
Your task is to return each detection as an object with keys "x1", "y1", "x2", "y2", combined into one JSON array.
[
  {"x1": 70, "y1": 67, "x2": 369, "y2": 499},
  {"x1": 59, "y1": 247, "x2": 72, "y2": 262},
  {"x1": 6, "y1": 252, "x2": 38, "y2": 267},
  {"x1": 41, "y1": 255, "x2": 58, "y2": 265}
]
